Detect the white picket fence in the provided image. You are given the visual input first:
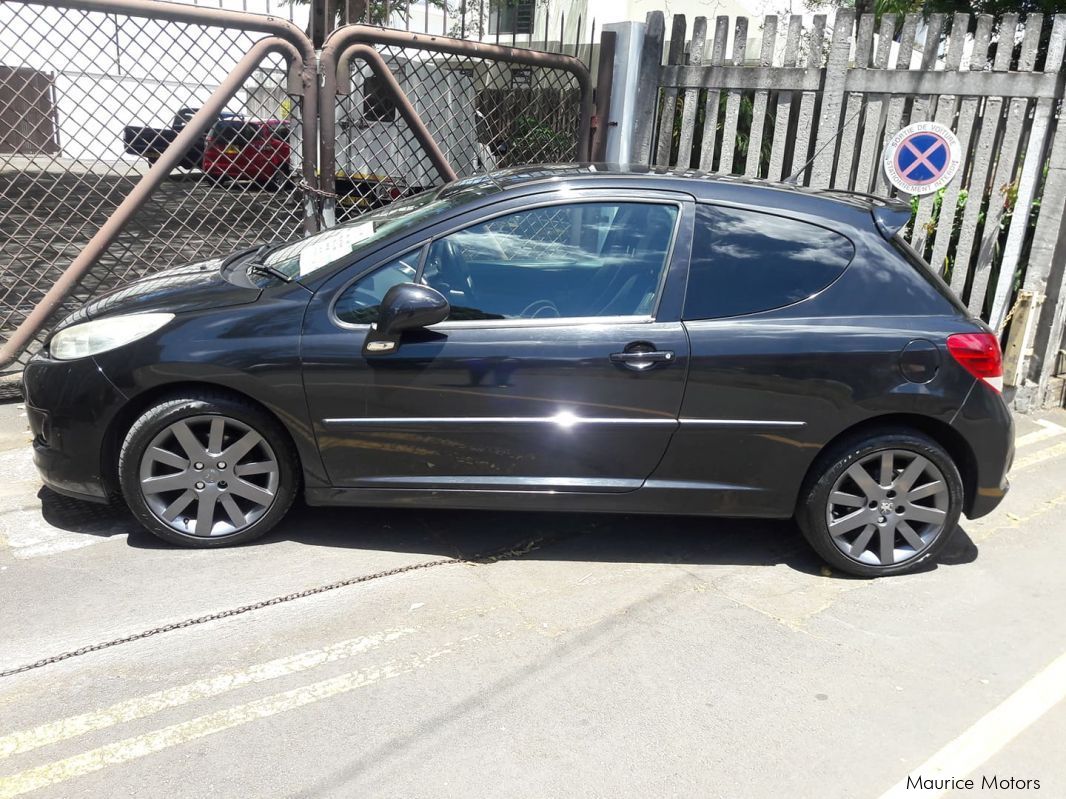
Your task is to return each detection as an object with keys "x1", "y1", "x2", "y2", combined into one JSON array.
[{"x1": 630, "y1": 10, "x2": 1066, "y2": 408}]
